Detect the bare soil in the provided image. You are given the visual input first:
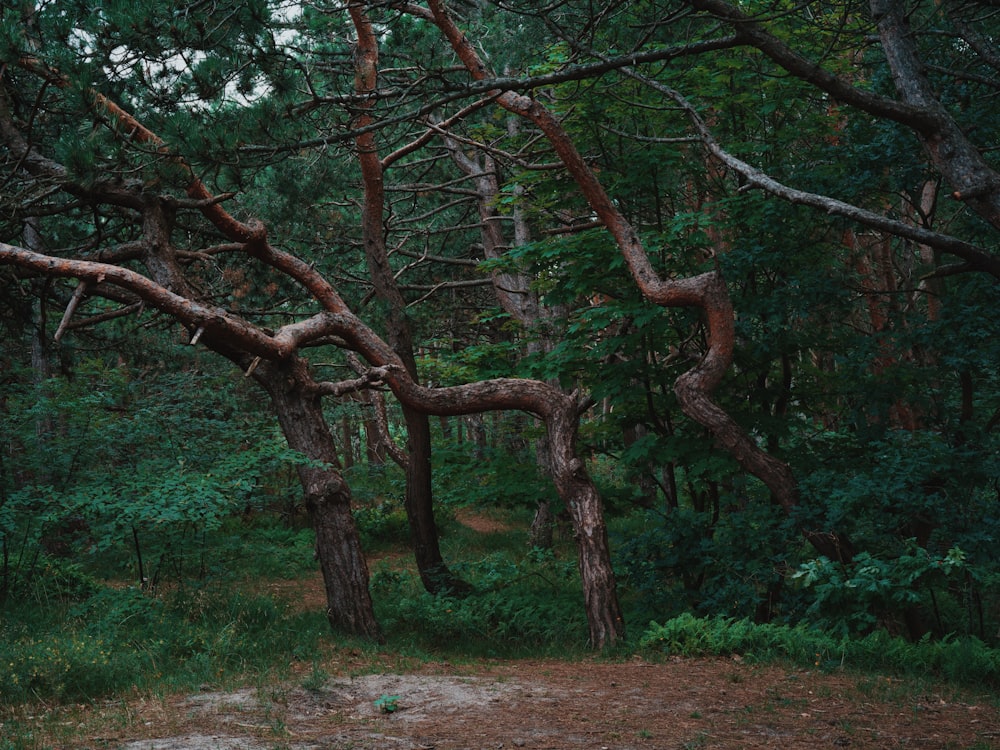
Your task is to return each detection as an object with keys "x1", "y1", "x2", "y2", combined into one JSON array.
[{"x1": 58, "y1": 655, "x2": 999, "y2": 749}]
